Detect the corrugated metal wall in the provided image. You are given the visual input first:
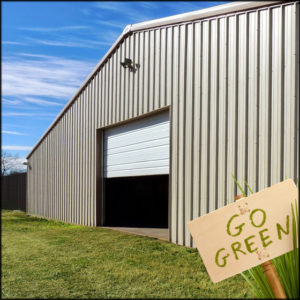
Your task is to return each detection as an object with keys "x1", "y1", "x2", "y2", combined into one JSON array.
[{"x1": 27, "y1": 1, "x2": 299, "y2": 246}]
